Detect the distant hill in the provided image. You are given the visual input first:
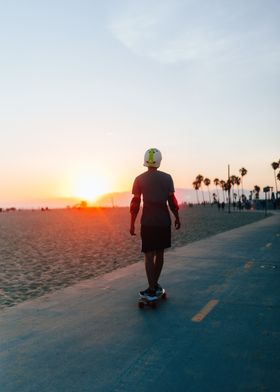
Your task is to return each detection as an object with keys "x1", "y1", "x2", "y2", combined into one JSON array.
[{"x1": 95, "y1": 188, "x2": 199, "y2": 207}]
